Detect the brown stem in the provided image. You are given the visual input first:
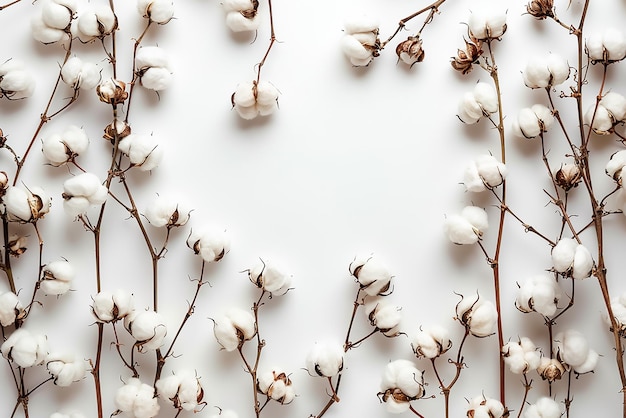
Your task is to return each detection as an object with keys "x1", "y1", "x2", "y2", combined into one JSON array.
[
  {"x1": 0, "y1": 0, "x2": 21, "y2": 10},
  {"x1": 515, "y1": 374, "x2": 532, "y2": 418},
  {"x1": 255, "y1": 0, "x2": 276, "y2": 85},
  {"x1": 381, "y1": 0, "x2": 448, "y2": 47}
]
